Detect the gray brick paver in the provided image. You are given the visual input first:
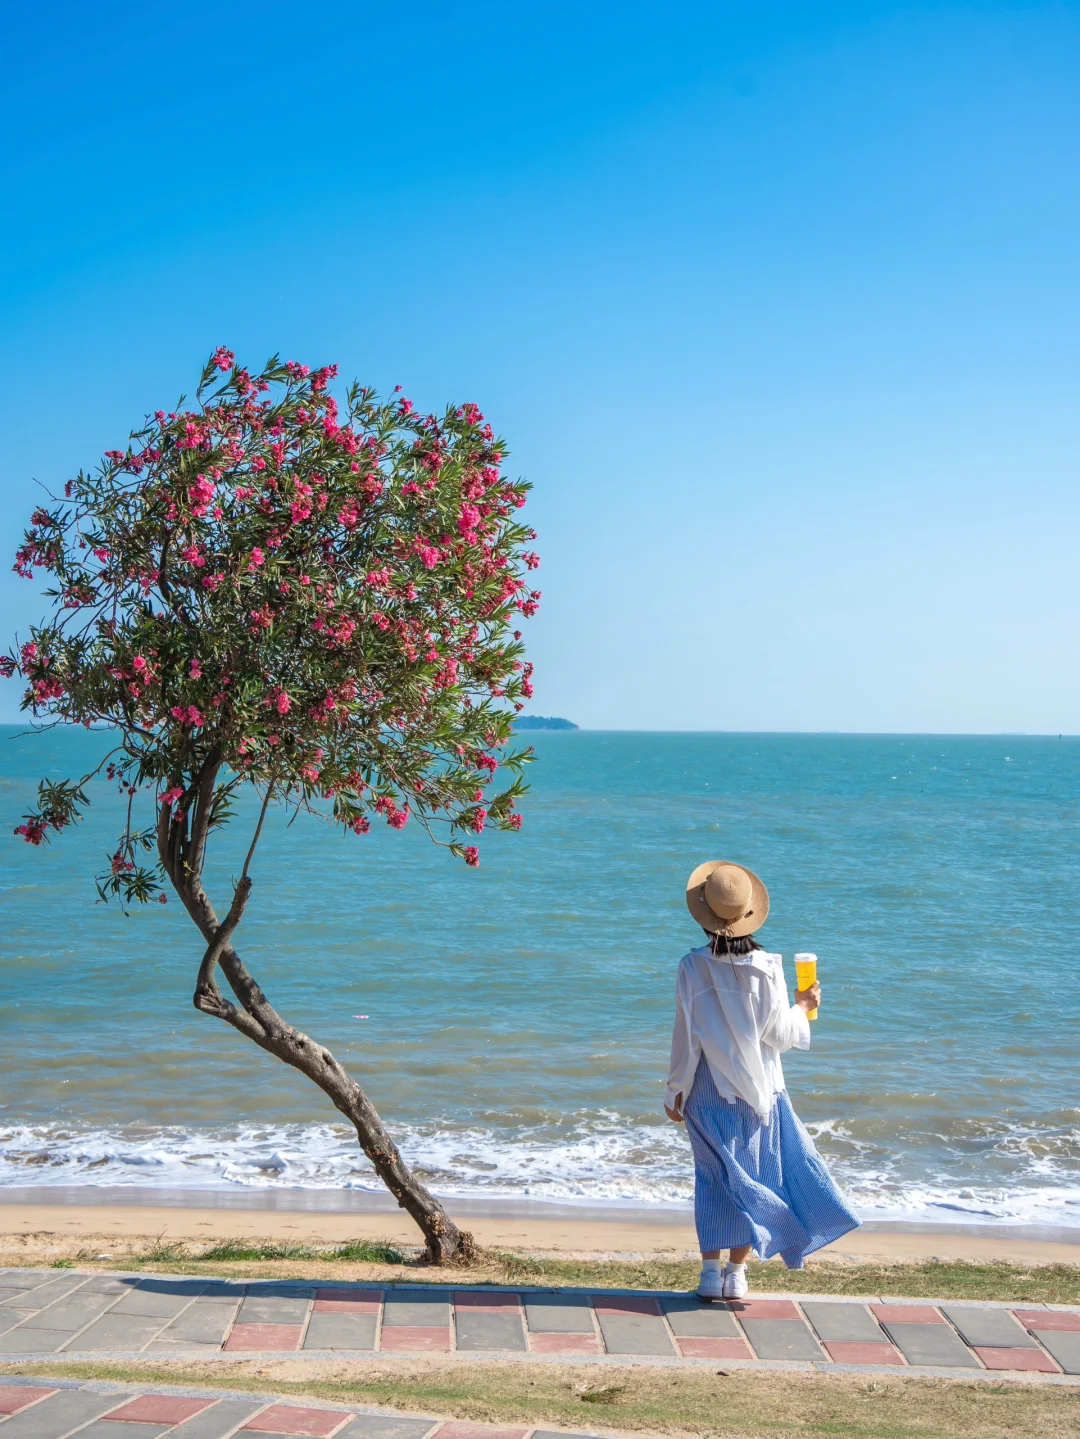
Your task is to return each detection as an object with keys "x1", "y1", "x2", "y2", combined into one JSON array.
[
  {"x1": 235, "y1": 1298, "x2": 310, "y2": 1326},
  {"x1": 0, "y1": 1327, "x2": 68, "y2": 1354},
  {"x1": 801, "y1": 1302, "x2": 885, "y2": 1343},
  {"x1": 71, "y1": 1423, "x2": 170, "y2": 1439},
  {"x1": 0, "y1": 1388, "x2": 121, "y2": 1438},
  {"x1": 109, "y1": 1289, "x2": 202, "y2": 1320},
  {"x1": 661, "y1": 1297, "x2": 740, "y2": 1338},
  {"x1": 303, "y1": 1313, "x2": 378, "y2": 1351},
  {"x1": 161, "y1": 1401, "x2": 266, "y2": 1439},
  {"x1": 60, "y1": 1314, "x2": 168, "y2": 1352},
  {"x1": 1031, "y1": 1330, "x2": 1080, "y2": 1373},
  {"x1": 19, "y1": 1295, "x2": 119, "y2": 1333},
  {"x1": 881, "y1": 1322, "x2": 982, "y2": 1367},
  {"x1": 335, "y1": 1418, "x2": 437, "y2": 1439},
  {"x1": 0, "y1": 1311, "x2": 38, "y2": 1337},
  {"x1": 522, "y1": 1294, "x2": 594, "y2": 1334},
  {"x1": 739, "y1": 1319, "x2": 824, "y2": 1361},
  {"x1": 0, "y1": 1272, "x2": 53, "y2": 1292},
  {"x1": 0, "y1": 1279, "x2": 86, "y2": 1310},
  {"x1": 593, "y1": 1311, "x2": 674, "y2": 1356},
  {"x1": 148, "y1": 1300, "x2": 239, "y2": 1347},
  {"x1": 382, "y1": 1293, "x2": 450, "y2": 1328},
  {"x1": 454, "y1": 1310, "x2": 526, "y2": 1352},
  {"x1": 941, "y1": 1306, "x2": 1036, "y2": 1349}
]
